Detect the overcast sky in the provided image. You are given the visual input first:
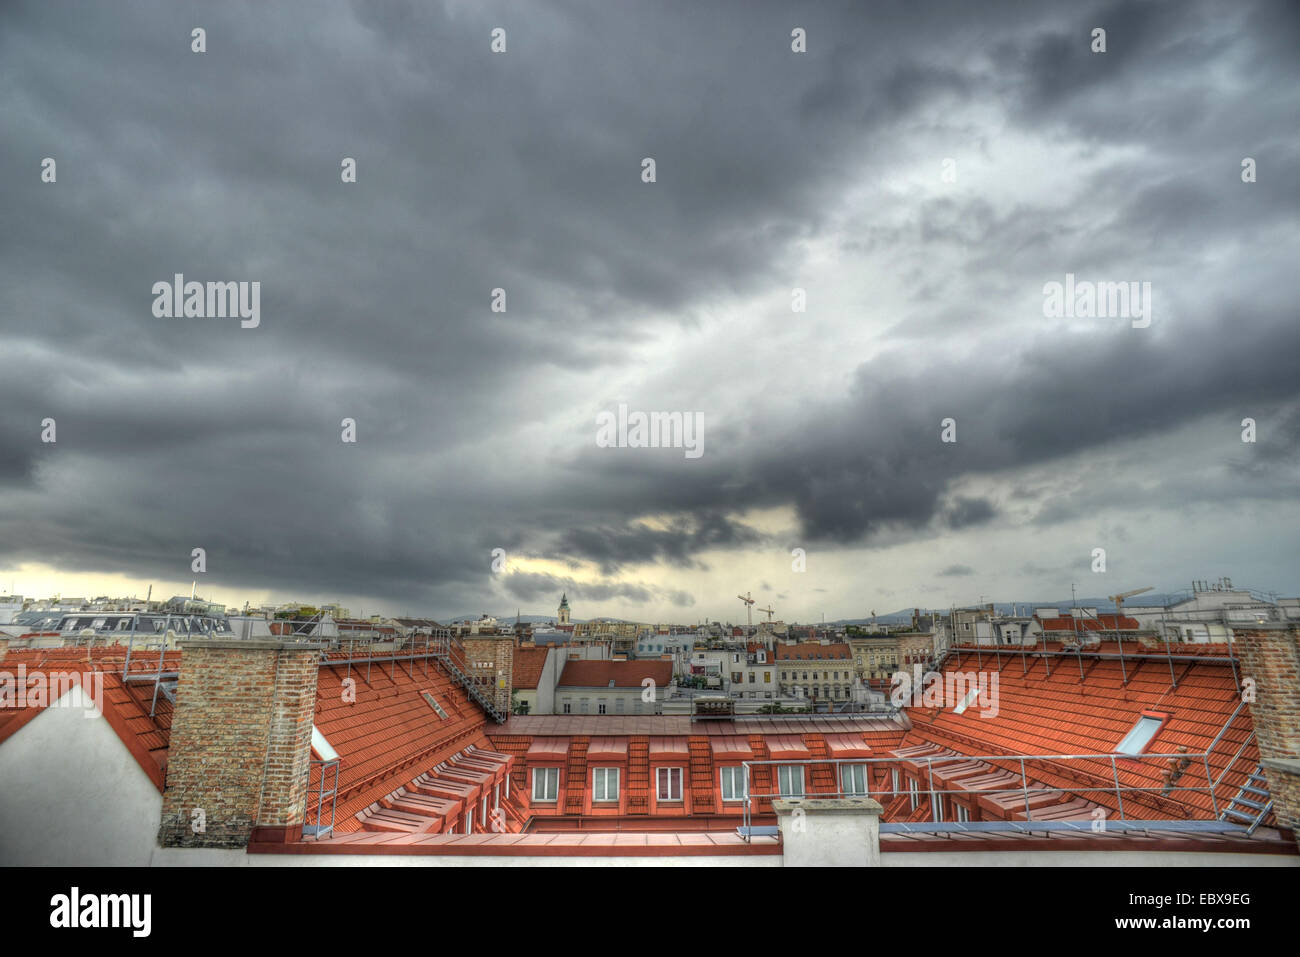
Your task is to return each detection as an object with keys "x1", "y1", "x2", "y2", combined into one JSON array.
[{"x1": 2, "y1": 0, "x2": 1298, "y2": 623}]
